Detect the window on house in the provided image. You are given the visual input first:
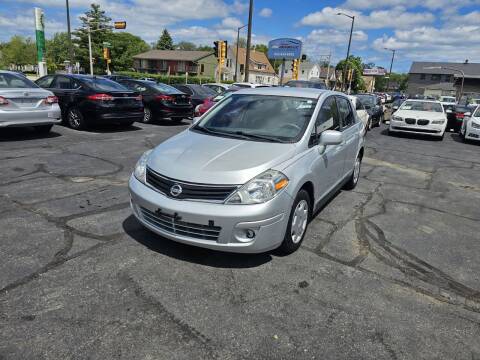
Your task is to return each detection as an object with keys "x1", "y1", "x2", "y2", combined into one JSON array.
[
  {"x1": 240, "y1": 64, "x2": 245, "y2": 74},
  {"x1": 431, "y1": 74, "x2": 441, "y2": 81},
  {"x1": 302, "y1": 70, "x2": 305, "y2": 74},
  {"x1": 420, "y1": 74, "x2": 426, "y2": 80},
  {"x1": 200, "y1": 64, "x2": 205, "y2": 74}
]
